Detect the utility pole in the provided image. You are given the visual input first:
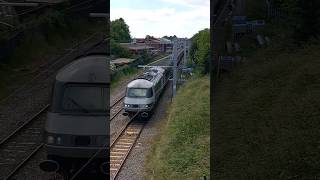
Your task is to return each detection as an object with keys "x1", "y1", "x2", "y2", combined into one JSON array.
[
  {"x1": 183, "y1": 38, "x2": 187, "y2": 66},
  {"x1": 172, "y1": 38, "x2": 178, "y2": 97}
]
